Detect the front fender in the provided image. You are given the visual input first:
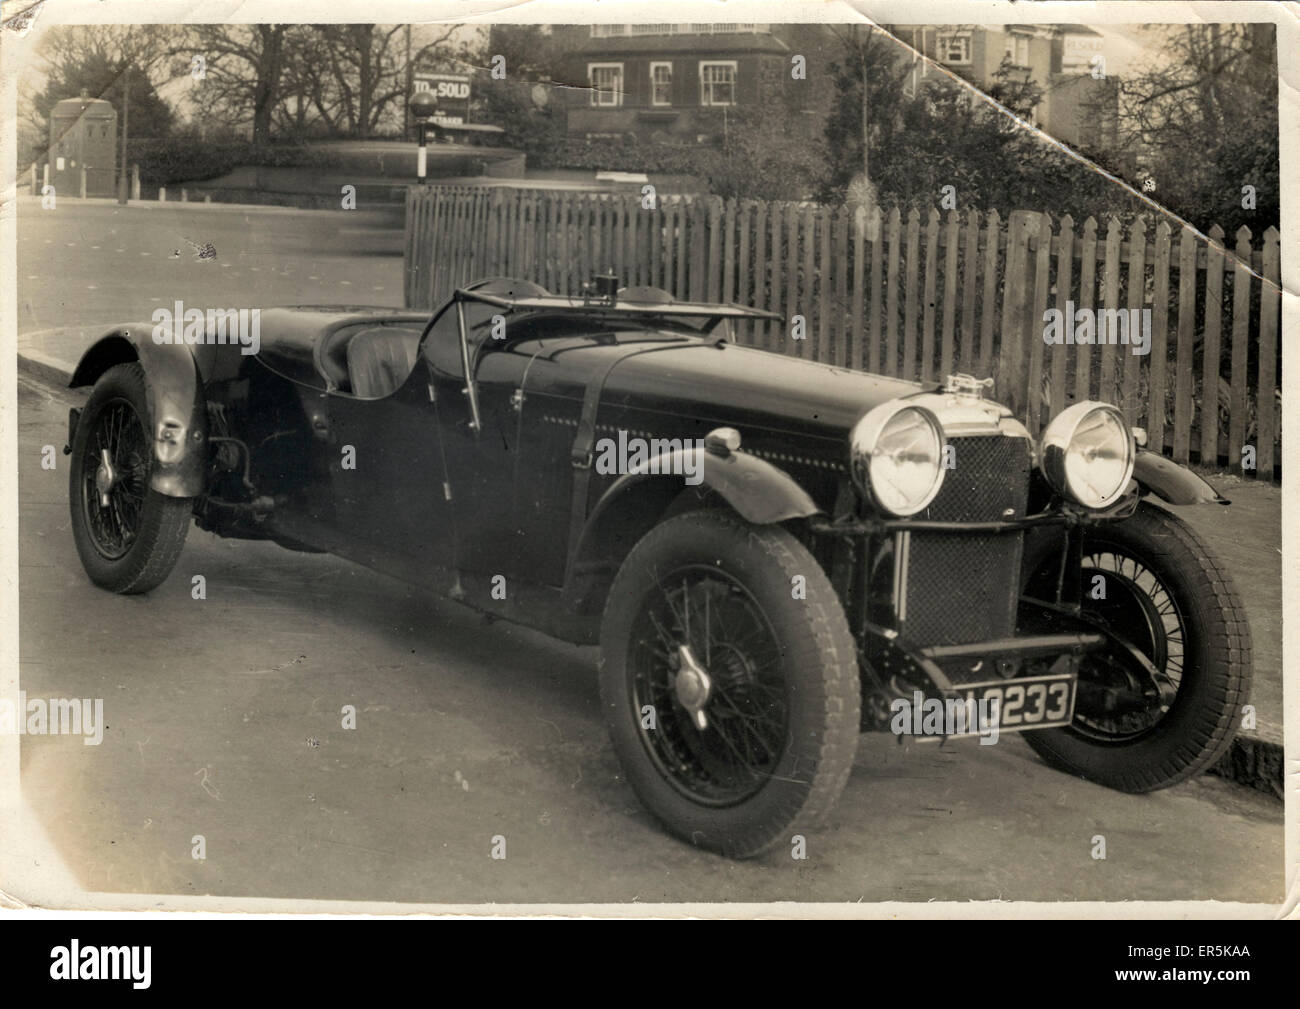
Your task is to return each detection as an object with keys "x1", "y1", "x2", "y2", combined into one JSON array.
[
  {"x1": 595, "y1": 446, "x2": 820, "y2": 530},
  {"x1": 1132, "y1": 450, "x2": 1228, "y2": 505},
  {"x1": 69, "y1": 328, "x2": 208, "y2": 498},
  {"x1": 563, "y1": 446, "x2": 821, "y2": 608}
]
